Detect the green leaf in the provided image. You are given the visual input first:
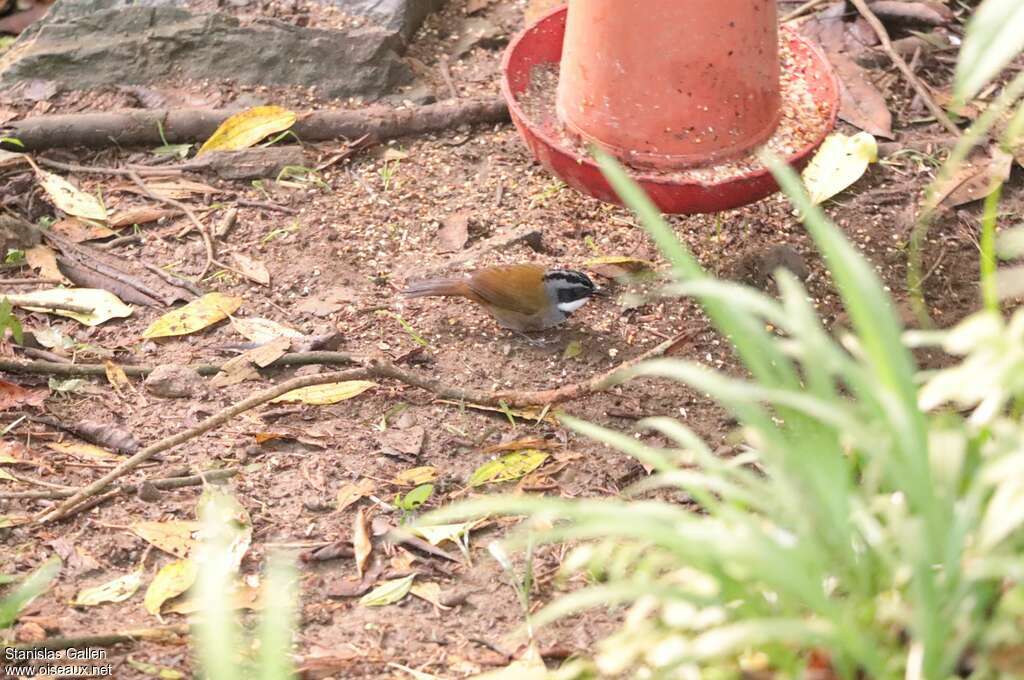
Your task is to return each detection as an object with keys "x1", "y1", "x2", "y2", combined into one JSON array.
[
  {"x1": 955, "y1": 0, "x2": 1024, "y2": 102},
  {"x1": 396, "y1": 484, "x2": 434, "y2": 511},
  {"x1": 0, "y1": 556, "x2": 62, "y2": 628},
  {"x1": 0, "y1": 298, "x2": 23, "y2": 344},
  {"x1": 468, "y1": 450, "x2": 549, "y2": 487},
  {"x1": 360, "y1": 574, "x2": 415, "y2": 606}
]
